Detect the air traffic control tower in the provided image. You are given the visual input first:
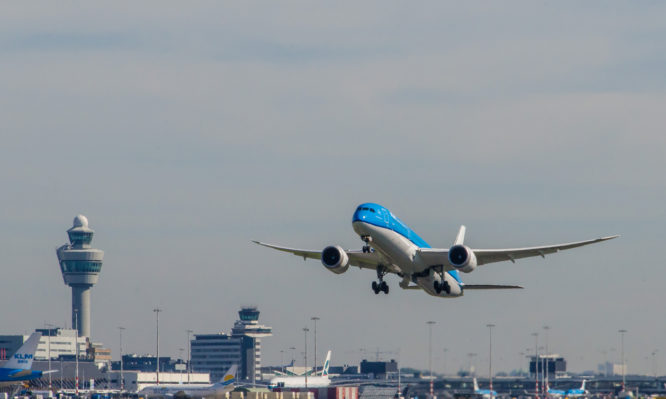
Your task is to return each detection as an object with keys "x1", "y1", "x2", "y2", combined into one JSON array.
[{"x1": 56, "y1": 215, "x2": 104, "y2": 338}]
